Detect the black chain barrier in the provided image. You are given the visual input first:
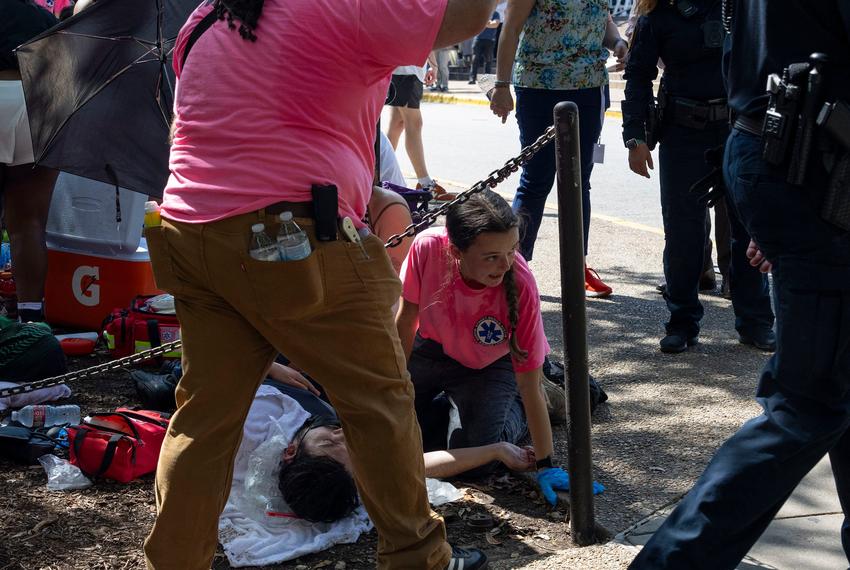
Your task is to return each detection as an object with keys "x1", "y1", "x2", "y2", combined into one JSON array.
[{"x1": 1, "y1": 126, "x2": 557, "y2": 401}]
